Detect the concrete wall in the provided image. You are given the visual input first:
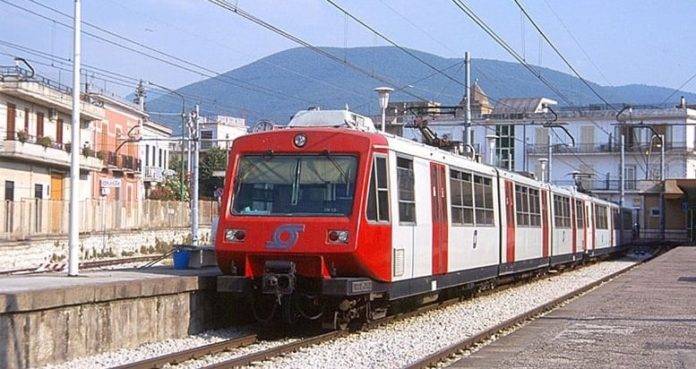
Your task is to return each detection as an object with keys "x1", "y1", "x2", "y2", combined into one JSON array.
[
  {"x1": 0, "y1": 273, "x2": 237, "y2": 369},
  {"x1": 0, "y1": 227, "x2": 212, "y2": 271}
]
